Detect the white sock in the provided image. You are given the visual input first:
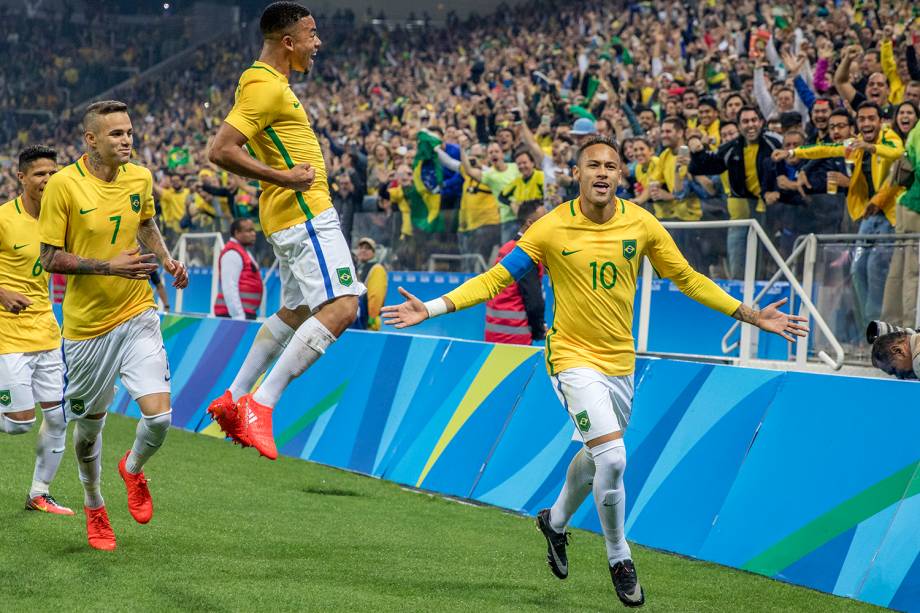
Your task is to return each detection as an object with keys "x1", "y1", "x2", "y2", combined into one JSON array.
[
  {"x1": 228, "y1": 315, "x2": 295, "y2": 400},
  {"x1": 549, "y1": 447, "x2": 595, "y2": 533},
  {"x1": 252, "y1": 318, "x2": 336, "y2": 407},
  {"x1": 126, "y1": 410, "x2": 171, "y2": 474},
  {"x1": 1, "y1": 414, "x2": 35, "y2": 435},
  {"x1": 74, "y1": 416, "x2": 106, "y2": 509},
  {"x1": 592, "y1": 439, "x2": 632, "y2": 566},
  {"x1": 30, "y1": 405, "x2": 67, "y2": 498}
]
